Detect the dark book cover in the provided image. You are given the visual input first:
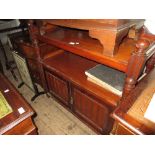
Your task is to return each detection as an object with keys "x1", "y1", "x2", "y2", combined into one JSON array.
[{"x1": 85, "y1": 64, "x2": 126, "y2": 96}]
